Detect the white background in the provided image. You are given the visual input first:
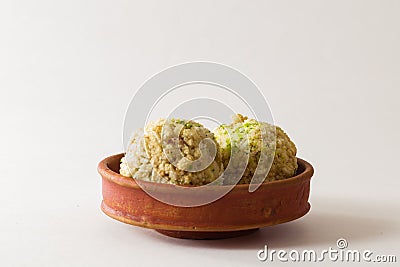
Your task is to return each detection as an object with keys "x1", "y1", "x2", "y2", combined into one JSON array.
[{"x1": 1, "y1": 0, "x2": 399, "y2": 266}]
